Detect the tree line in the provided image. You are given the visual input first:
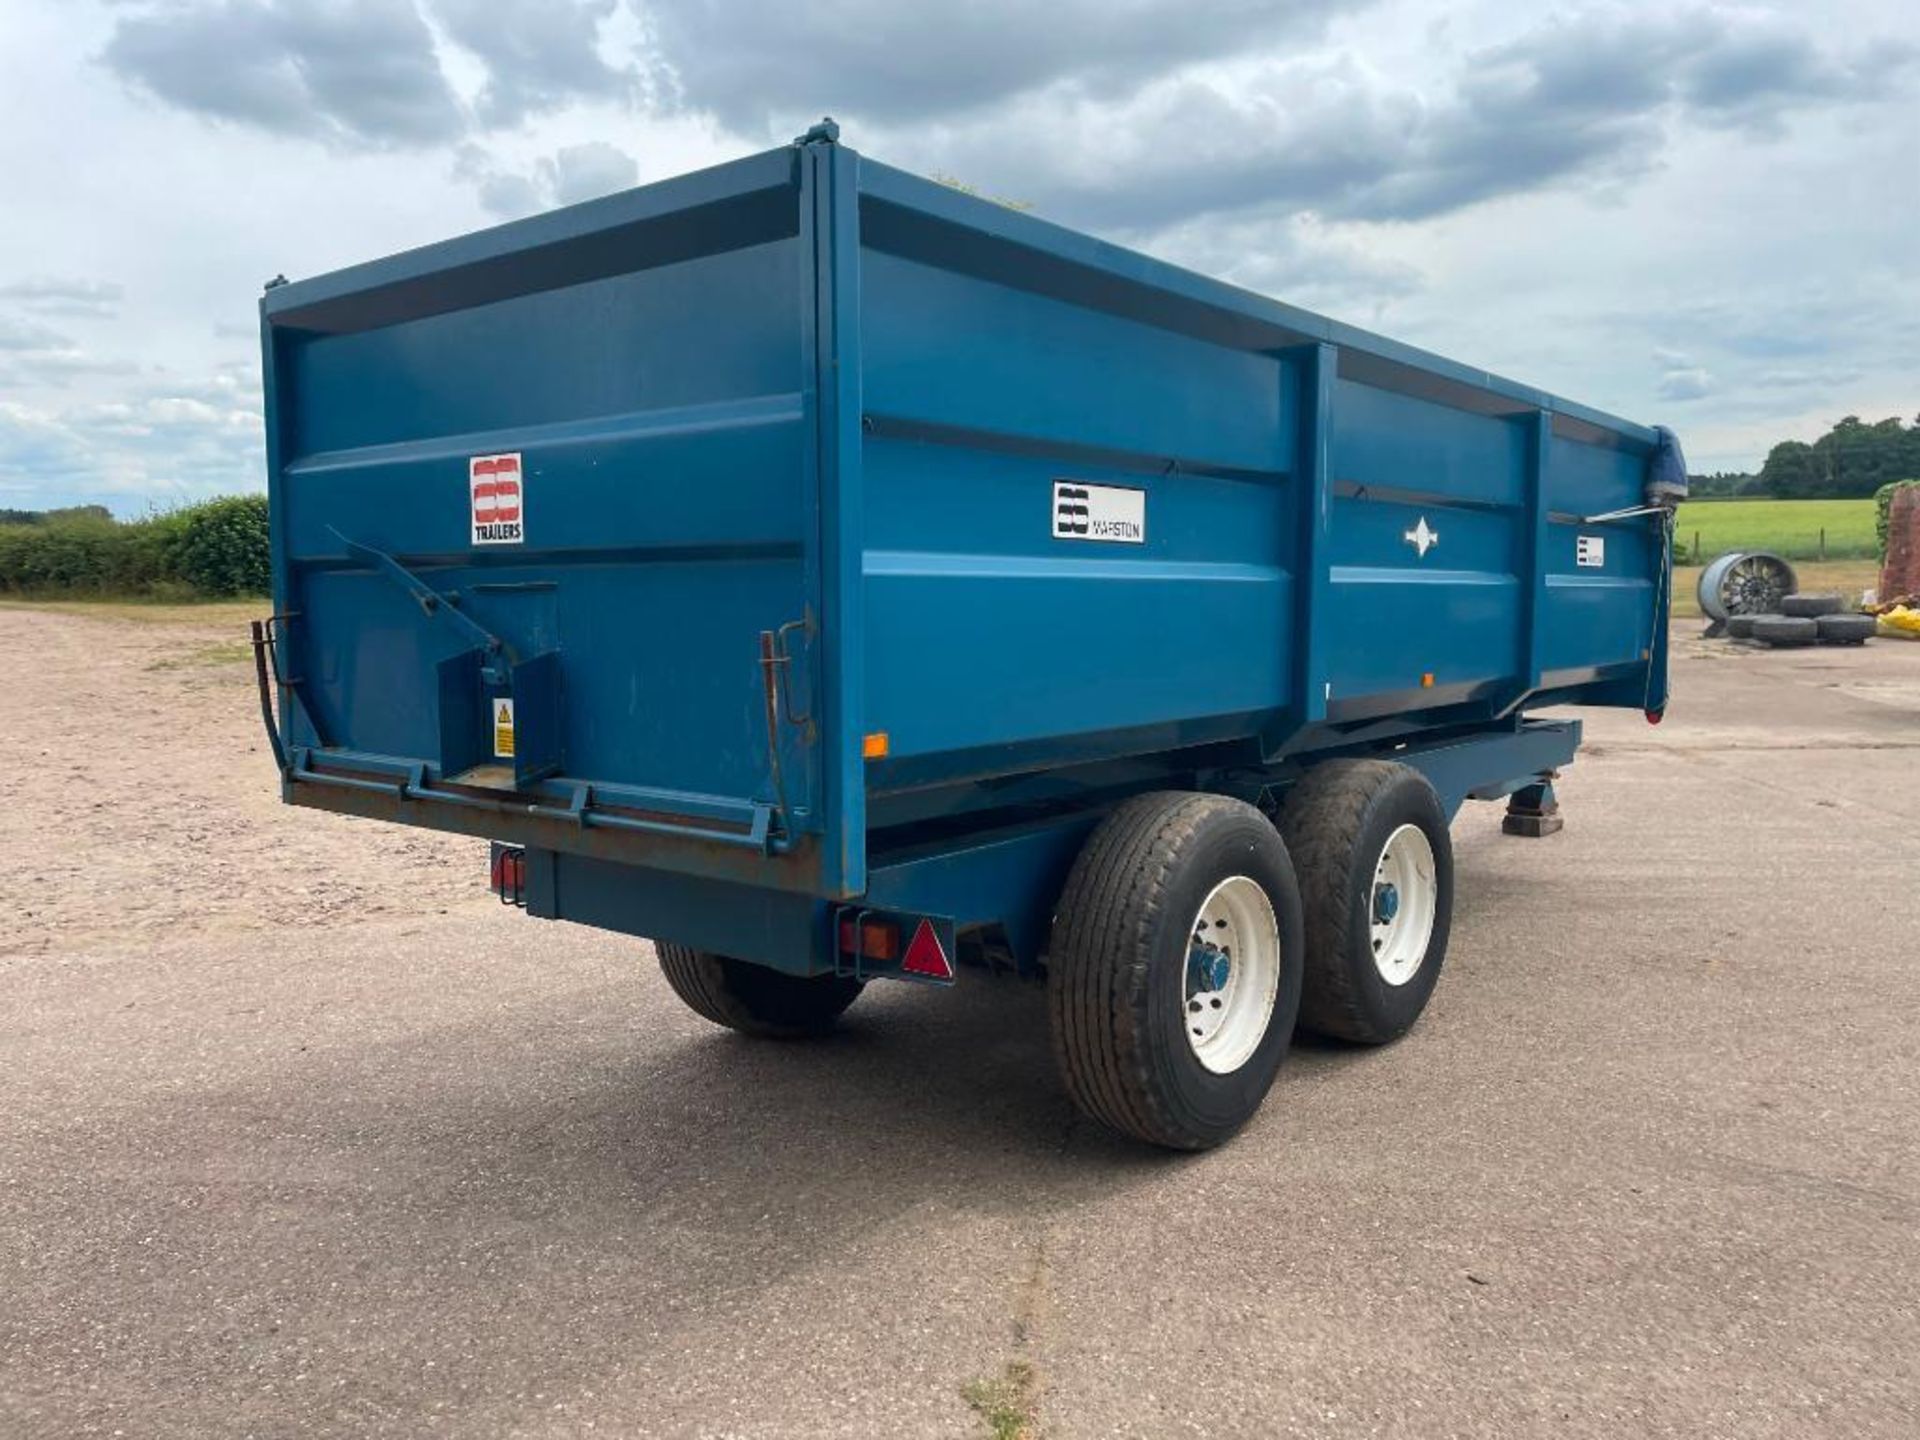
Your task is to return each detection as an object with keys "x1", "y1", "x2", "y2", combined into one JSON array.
[
  {"x1": 0, "y1": 504, "x2": 112, "y2": 526},
  {"x1": 1691, "y1": 414, "x2": 1920, "y2": 499}
]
